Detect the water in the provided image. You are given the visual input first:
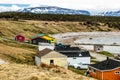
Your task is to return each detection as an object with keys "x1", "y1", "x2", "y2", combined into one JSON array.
[
  {"x1": 79, "y1": 45, "x2": 120, "y2": 54},
  {"x1": 75, "y1": 36, "x2": 120, "y2": 45},
  {"x1": 75, "y1": 36, "x2": 120, "y2": 54}
]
